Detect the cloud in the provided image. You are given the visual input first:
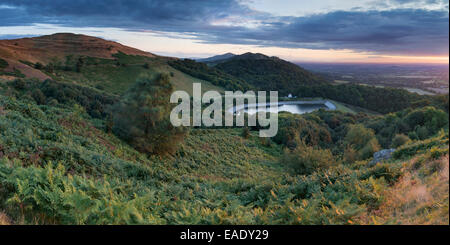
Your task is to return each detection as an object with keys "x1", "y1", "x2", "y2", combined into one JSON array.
[
  {"x1": 0, "y1": 0, "x2": 448, "y2": 56},
  {"x1": 0, "y1": 0, "x2": 256, "y2": 29},
  {"x1": 224, "y1": 8, "x2": 449, "y2": 56}
]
